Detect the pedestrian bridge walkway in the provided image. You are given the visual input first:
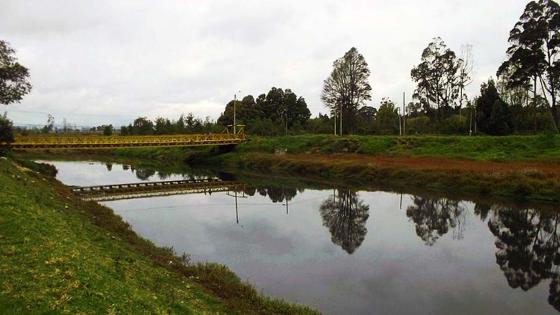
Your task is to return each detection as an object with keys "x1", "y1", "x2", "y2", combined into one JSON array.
[{"x1": 10, "y1": 132, "x2": 245, "y2": 150}]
